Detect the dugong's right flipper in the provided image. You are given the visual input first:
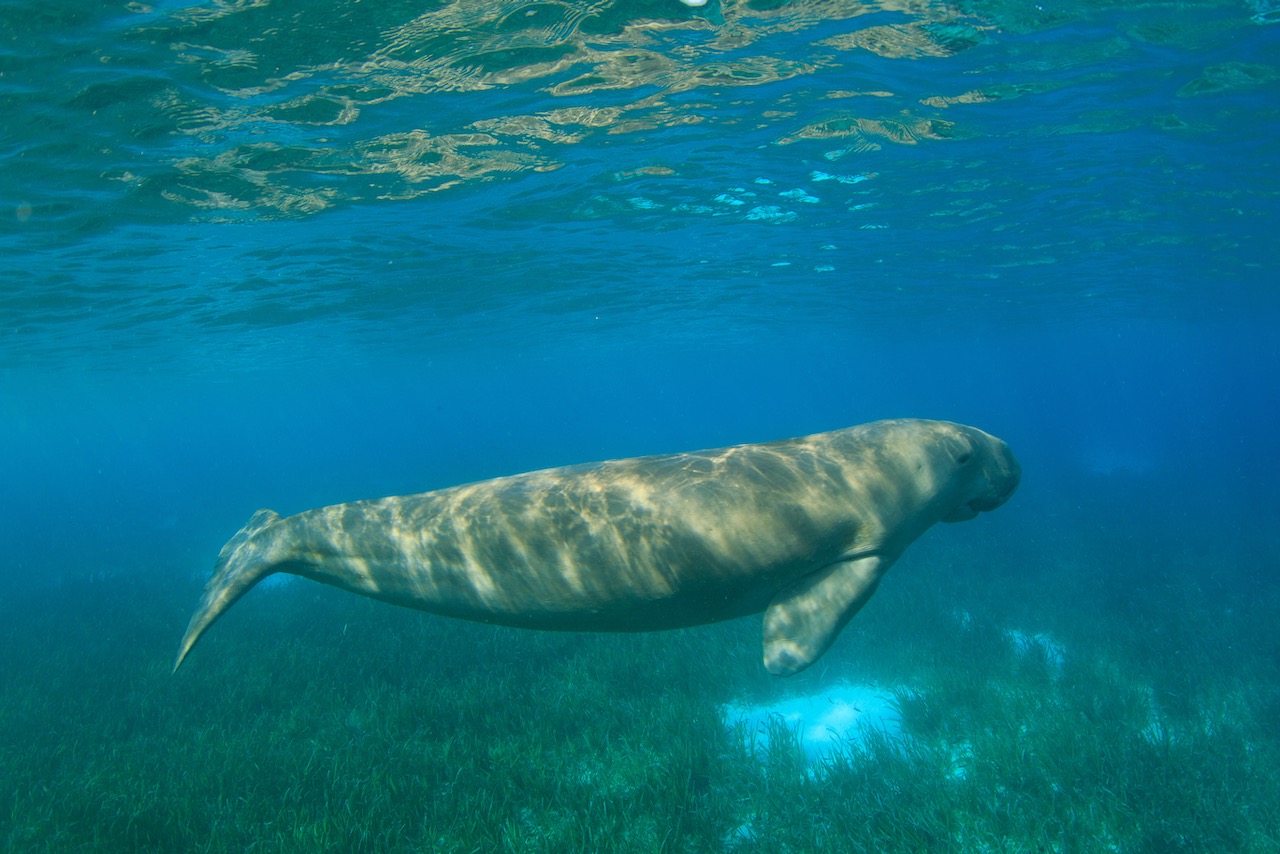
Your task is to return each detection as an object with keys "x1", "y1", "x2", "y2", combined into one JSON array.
[
  {"x1": 173, "y1": 509, "x2": 282, "y2": 673},
  {"x1": 762, "y1": 554, "x2": 892, "y2": 677}
]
